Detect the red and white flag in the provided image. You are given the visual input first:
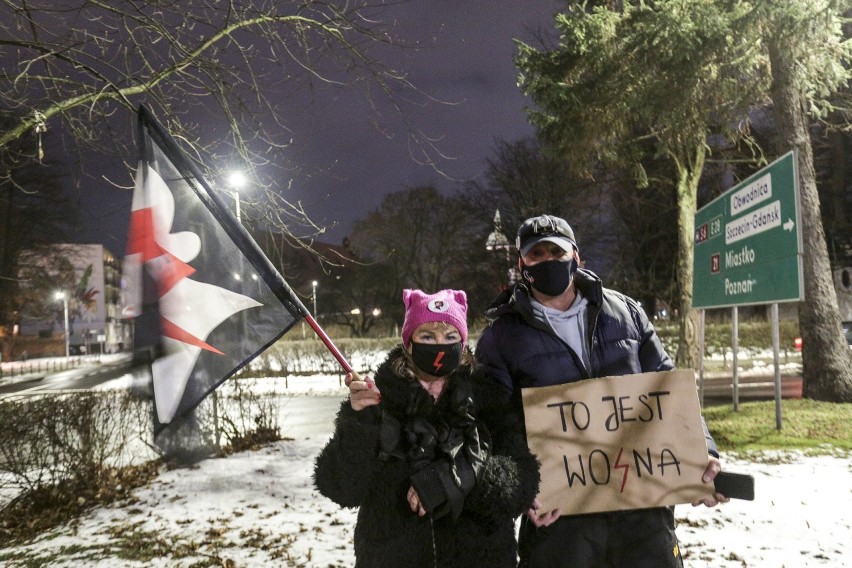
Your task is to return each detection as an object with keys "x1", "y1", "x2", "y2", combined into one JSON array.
[{"x1": 124, "y1": 106, "x2": 309, "y2": 432}]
